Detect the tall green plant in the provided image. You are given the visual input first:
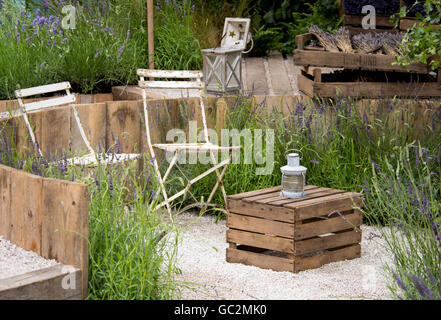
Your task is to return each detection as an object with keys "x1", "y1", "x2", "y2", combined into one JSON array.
[{"x1": 363, "y1": 143, "x2": 441, "y2": 300}]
